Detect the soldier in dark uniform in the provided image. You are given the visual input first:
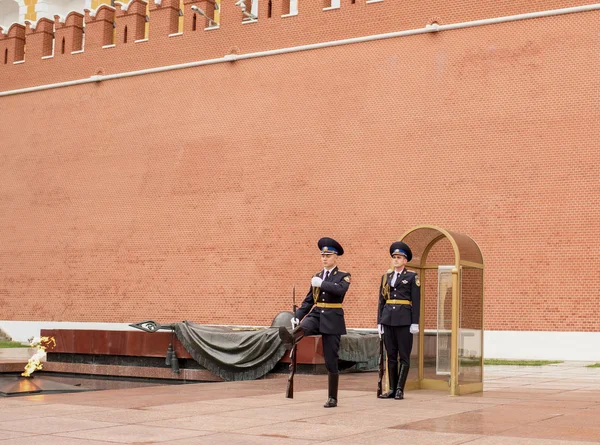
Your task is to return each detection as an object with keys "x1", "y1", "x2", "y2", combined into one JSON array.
[
  {"x1": 279, "y1": 237, "x2": 351, "y2": 408},
  {"x1": 377, "y1": 241, "x2": 420, "y2": 400}
]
